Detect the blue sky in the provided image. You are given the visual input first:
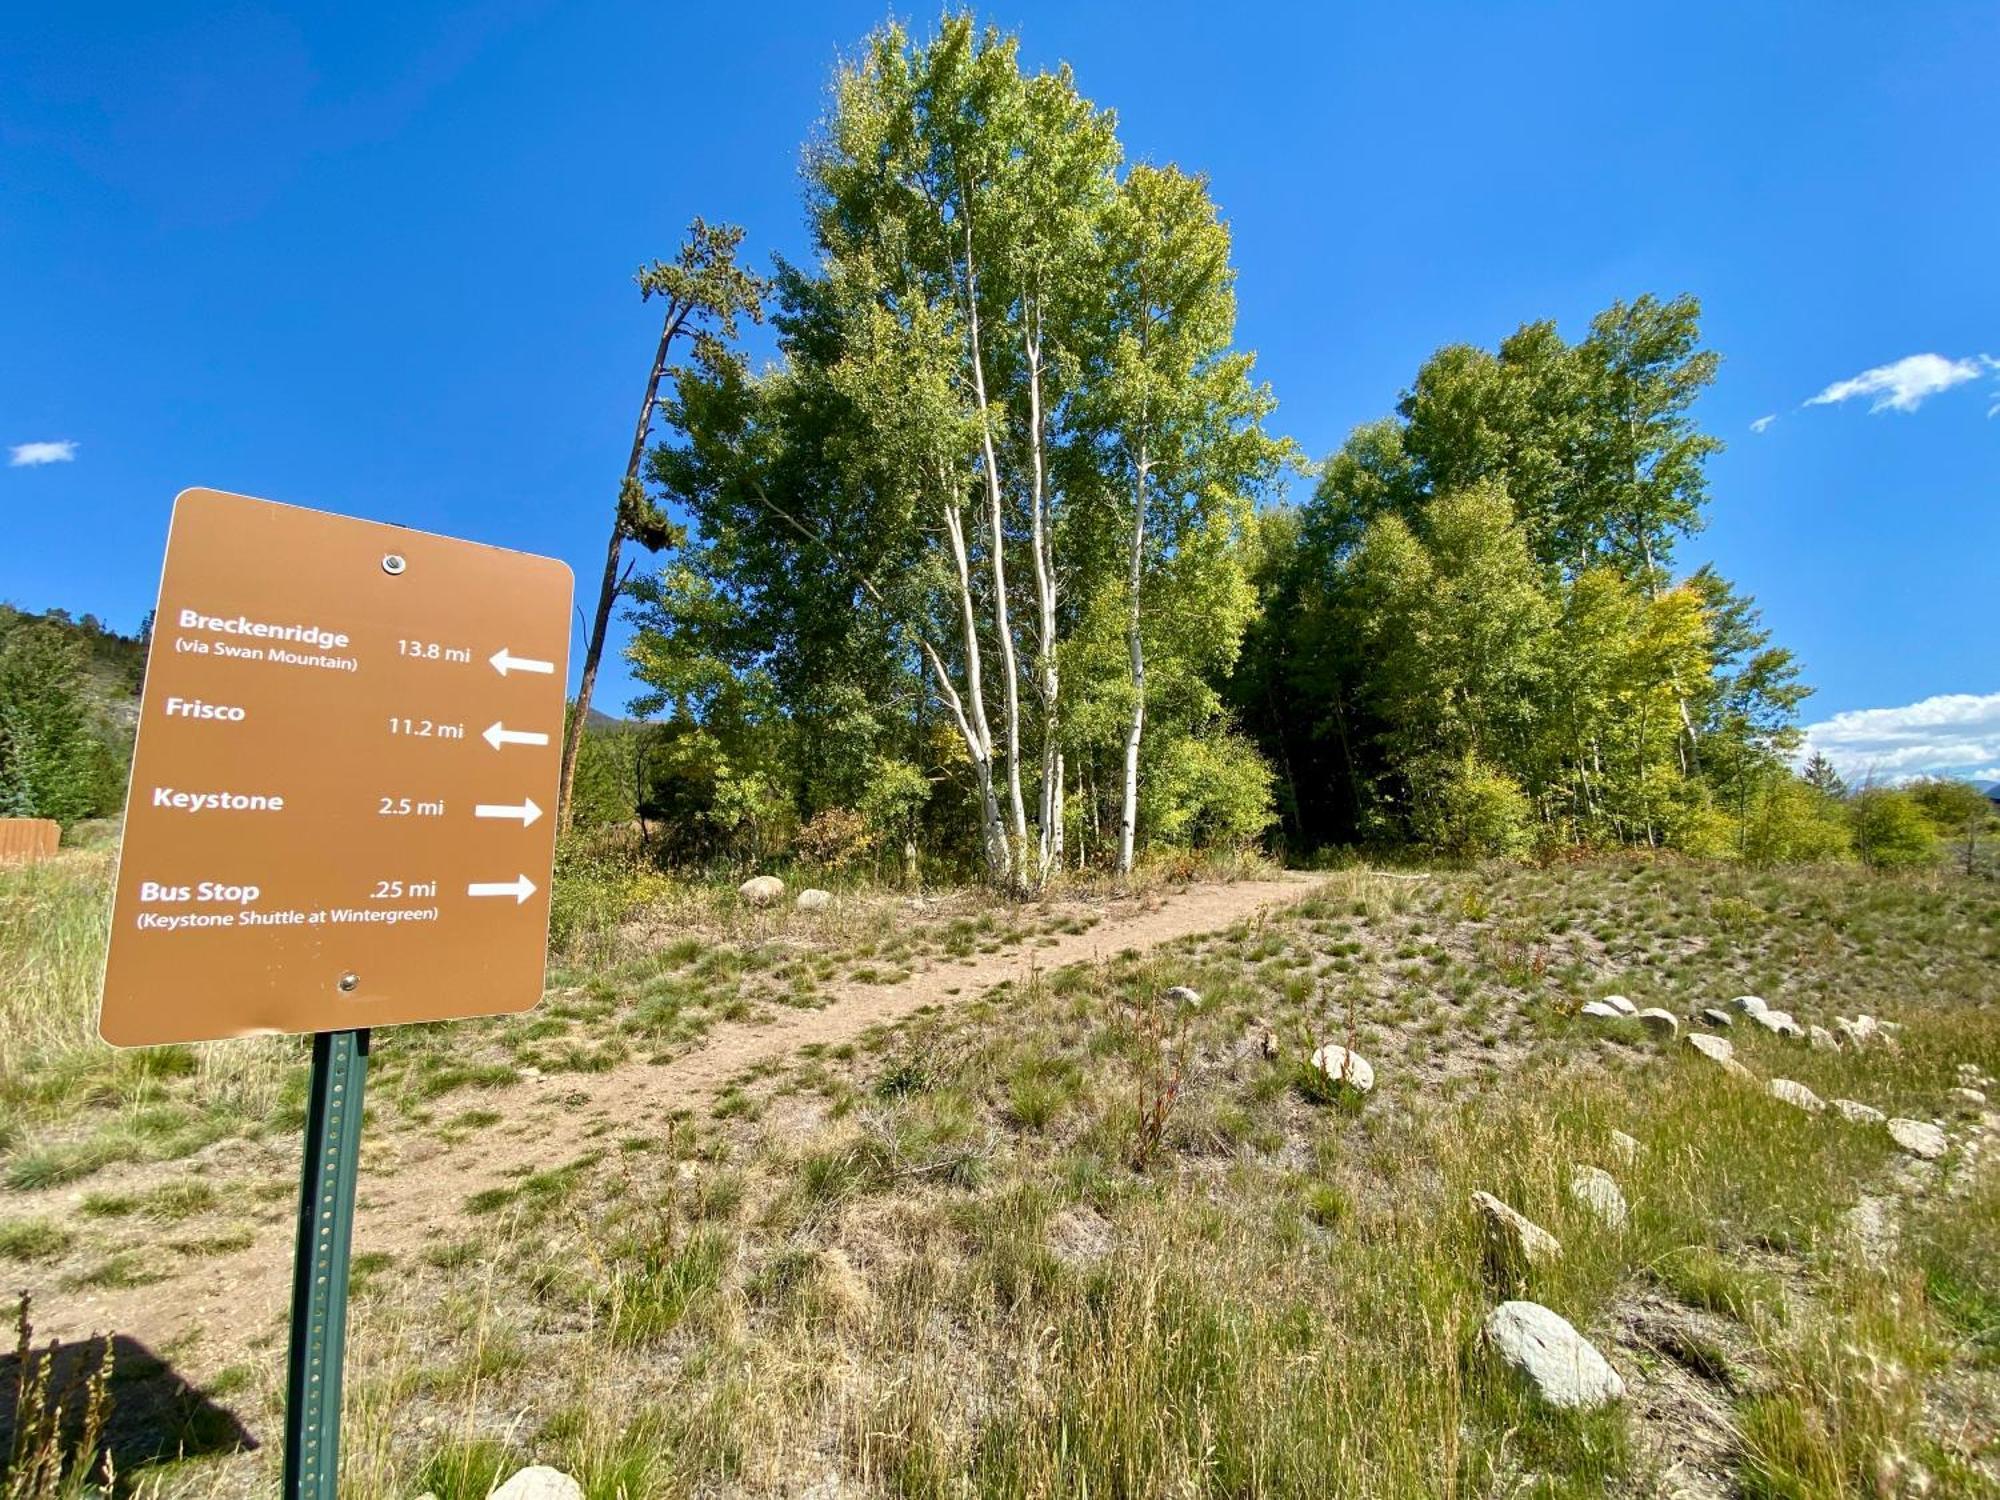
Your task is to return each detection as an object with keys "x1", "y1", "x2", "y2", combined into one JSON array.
[{"x1": 4, "y1": 2, "x2": 1995, "y2": 780}]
